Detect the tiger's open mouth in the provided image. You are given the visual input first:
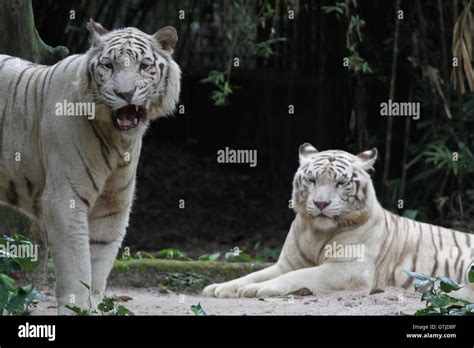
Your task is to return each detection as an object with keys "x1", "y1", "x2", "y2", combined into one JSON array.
[{"x1": 112, "y1": 105, "x2": 147, "y2": 131}]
